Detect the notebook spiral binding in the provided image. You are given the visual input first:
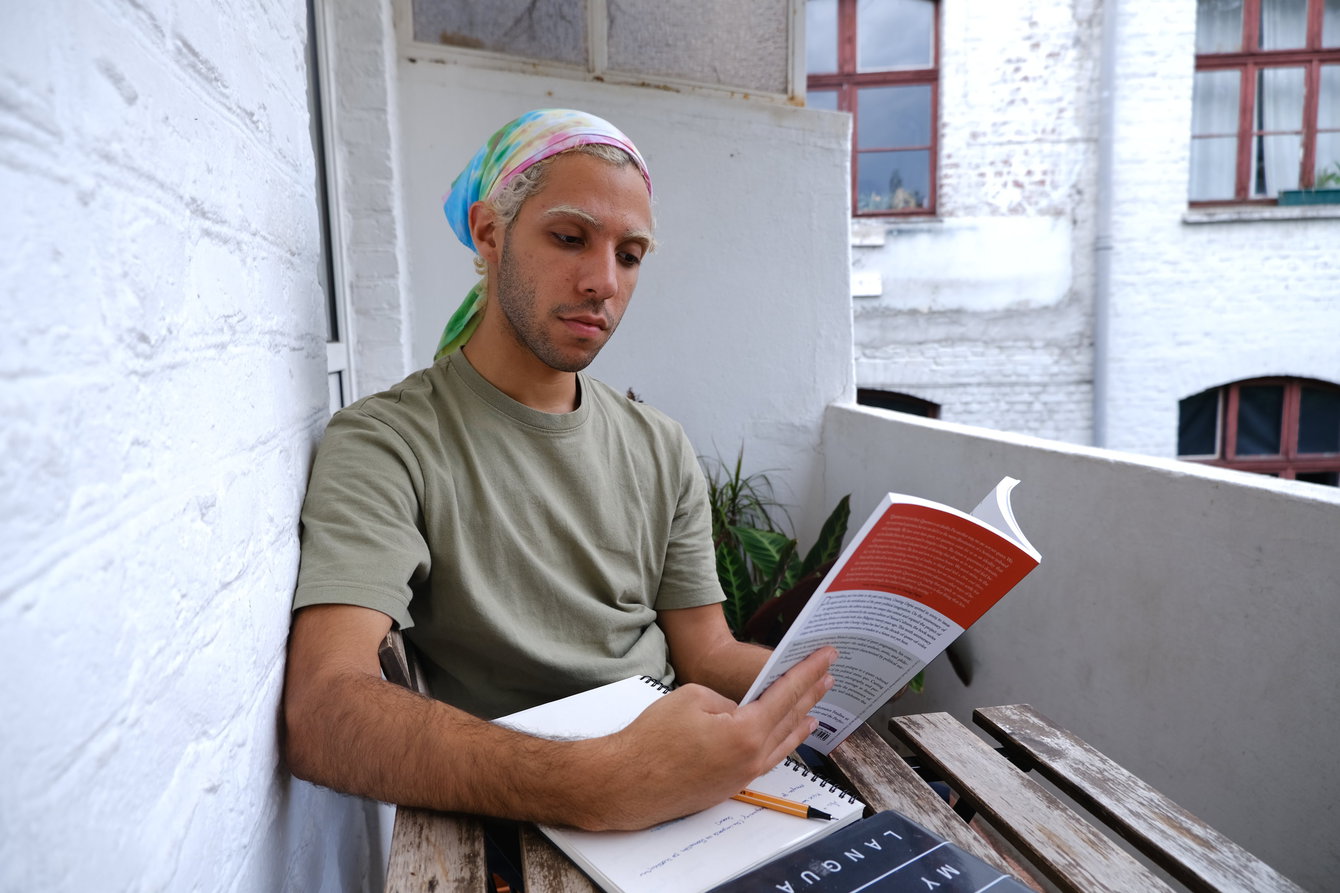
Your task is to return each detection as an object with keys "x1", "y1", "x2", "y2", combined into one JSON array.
[
  {"x1": 785, "y1": 759, "x2": 860, "y2": 803},
  {"x1": 638, "y1": 675, "x2": 673, "y2": 694}
]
